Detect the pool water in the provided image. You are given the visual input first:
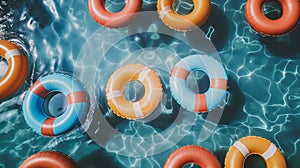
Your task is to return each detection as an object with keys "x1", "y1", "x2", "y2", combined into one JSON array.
[{"x1": 0, "y1": 0, "x2": 299, "y2": 168}]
